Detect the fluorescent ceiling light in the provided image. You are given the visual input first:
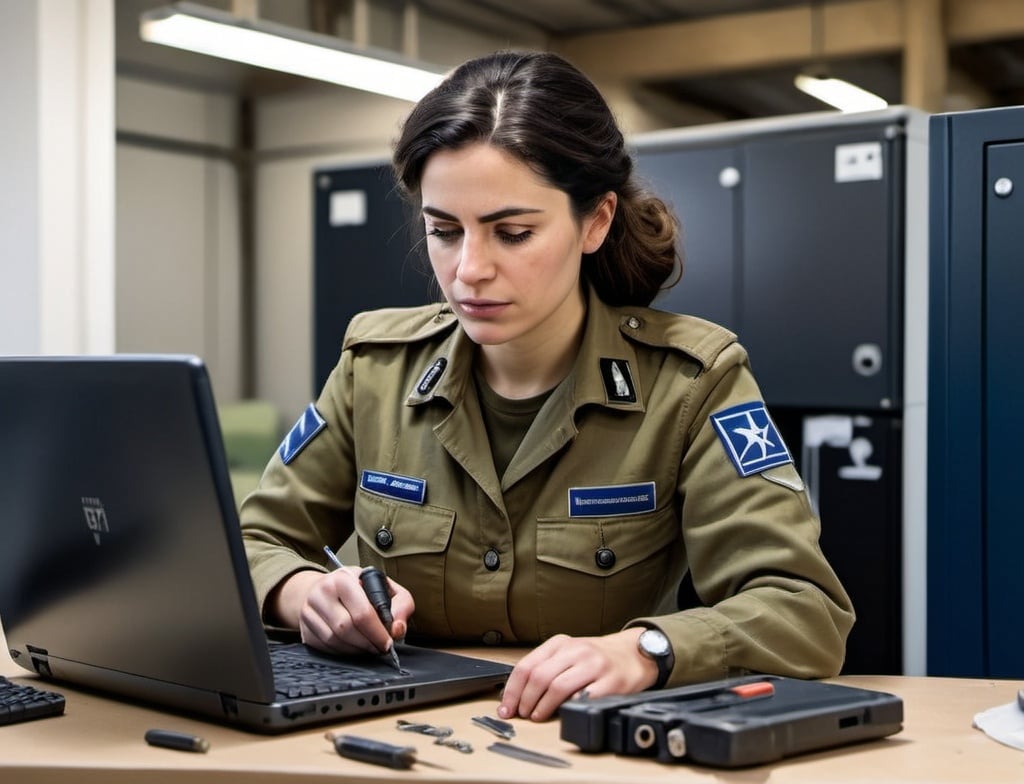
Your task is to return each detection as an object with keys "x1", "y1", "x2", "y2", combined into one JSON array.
[
  {"x1": 140, "y1": 2, "x2": 446, "y2": 102},
  {"x1": 794, "y1": 73, "x2": 889, "y2": 113}
]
